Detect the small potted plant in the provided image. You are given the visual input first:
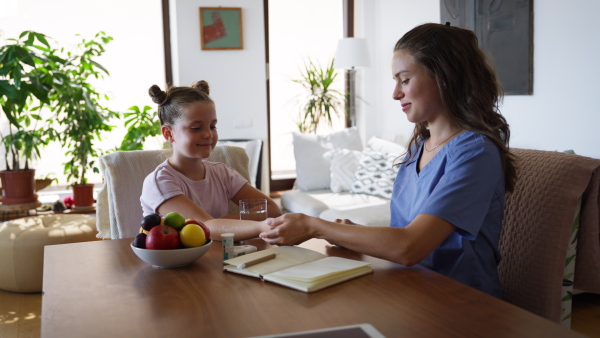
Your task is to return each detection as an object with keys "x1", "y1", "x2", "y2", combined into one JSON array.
[
  {"x1": 51, "y1": 32, "x2": 118, "y2": 208},
  {"x1": 0, "y1": 31, "x2": 59, "y2": 204}
]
